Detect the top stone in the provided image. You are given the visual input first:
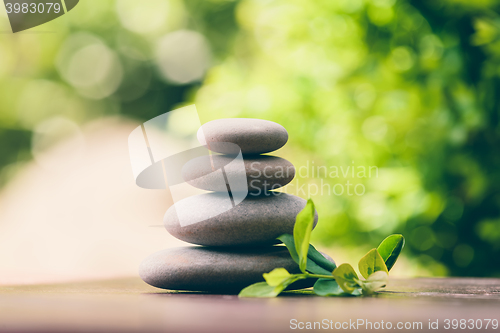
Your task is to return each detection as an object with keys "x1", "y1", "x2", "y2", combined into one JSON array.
[{"x1": 197, "y1": 118, "x2": 288, "y2": 155}]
